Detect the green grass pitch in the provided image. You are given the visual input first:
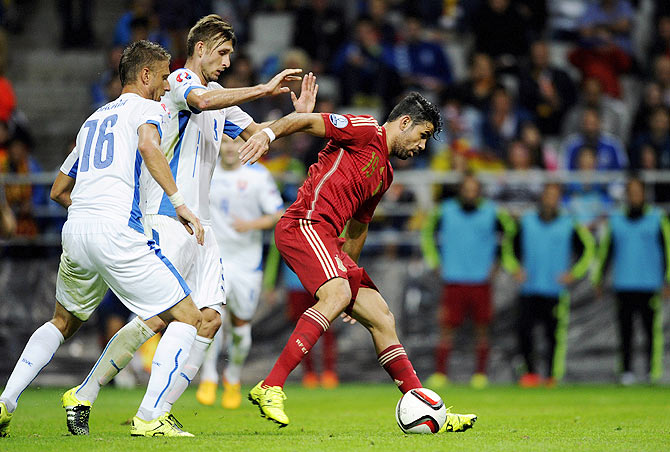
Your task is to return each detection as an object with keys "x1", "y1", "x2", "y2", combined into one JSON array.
[{"x1": 3, "y1": 384, "x2": 669, "y2": 451}]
